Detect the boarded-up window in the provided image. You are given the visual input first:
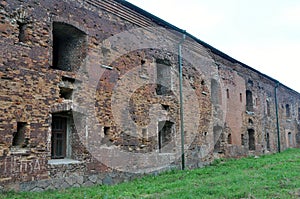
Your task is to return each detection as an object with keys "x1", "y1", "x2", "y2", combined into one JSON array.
[
  {"x1": 156, "y1": 59, "x2": 171, "y2": 95},
  {"x1": 211, "y1": 79, "x2": 220, "y2": 105},
  {"x1": 246, "y1": 90, "x2": 253, "y2": 112}
]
